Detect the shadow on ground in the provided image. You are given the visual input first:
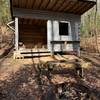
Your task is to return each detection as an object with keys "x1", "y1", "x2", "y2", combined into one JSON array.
[{"x1": 0, "y1": 63, "x2": 100, "y2": 100}]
